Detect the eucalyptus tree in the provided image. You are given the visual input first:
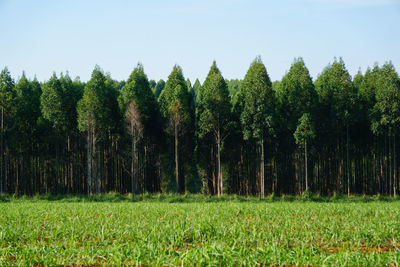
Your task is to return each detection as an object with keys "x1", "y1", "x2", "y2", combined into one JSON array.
[
  {"x1": 0, "y1": 68, "x2": 15, "y2": 194},
  {"x1": 294, "y1": 113, "x2": 315, "y2": 191},
  {"x1": 278, "y1": 58, "x2": 317, "y2": 132},
  {"x1": 196, "y1": 61, "x2": 232, "y2": 196},
  {"x1": 191, "y1": 78, "x2": 201, "y2": 120},
  {"x1": 241, "y1": 57, "x2": 275, "y2": 198},
  {"x1": 119, "y1": 63, "x2": 160, "y2": 195},
  {"x1": 13, "y1": 73, "x2": 41, "y2": 194},
  {"x1": 41, "y1": 74, "x2": 65, "y2": 132},
  {"x1": 158, "y1": 65, "x2": 192, "y2": 193},
  {"x1": 192, "y1": 79, "x2": 201, "y2": 97},
  {"x1": 149, "y1": 79, "x2": 156, "y2": 91},
  {"x1": 187, "y1": 78, "x2": 196, "y2": 118},
  {"x1": 373, "y1": 62, "x2": 400, "y2": 197},
  {"x1": 226, "y1": 79, "x2": 241, "y2": 96},
  {"x1": 276, "y1": 58, "x2": 317, "y2": 193},
  {"x1": 40, "y1": 73, "x2": 65, "y2": 191},
  {"x1": 60, "y1": 73, "x2": 83, "y2": 135},
  {"x1": 224, "y1": 85, "x2": 246, "y2": 194},
  {"x1": 77, "y1": 66, "x2": 120, "y2": 194},
  {"x1": 60, "y1": 73, "x2": 83, "y2": 192},
  {"x1": 154, "y1": 79, "x2": 165, "y2": 99},
  {"x1": 356, "y1": 67, "x2": 381, "y2": 194},
  {"x1": 315, "y1": 58, "x2": 356, "y2": 195}
]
